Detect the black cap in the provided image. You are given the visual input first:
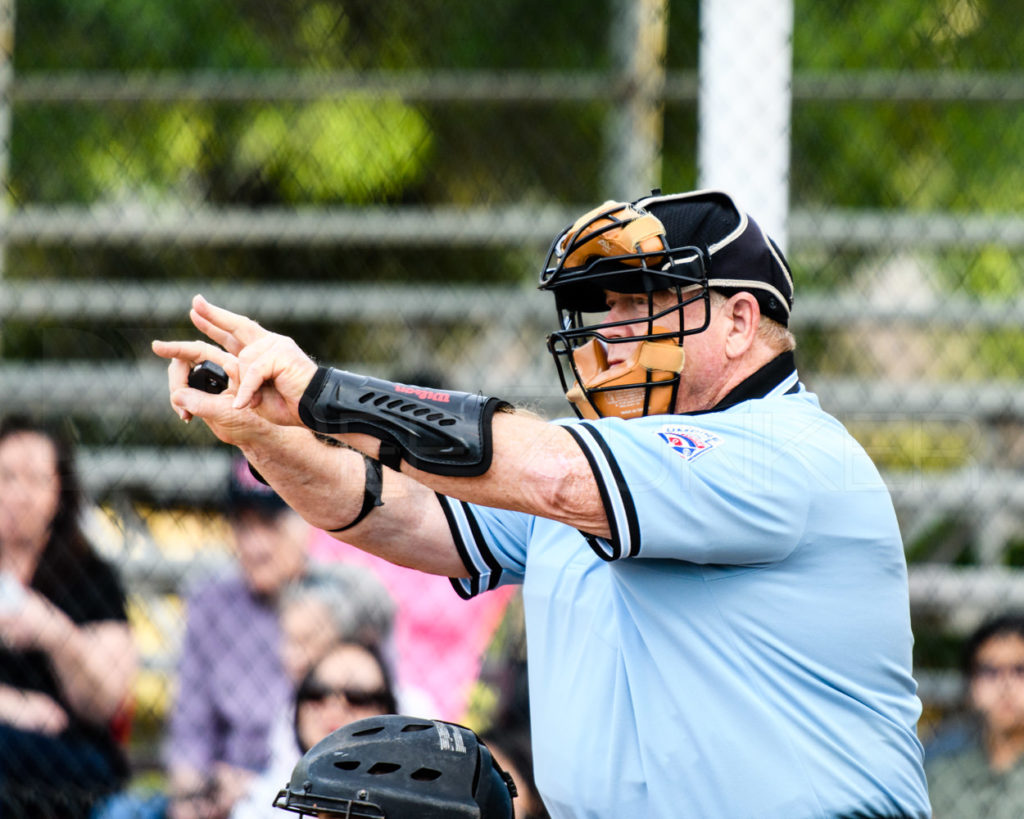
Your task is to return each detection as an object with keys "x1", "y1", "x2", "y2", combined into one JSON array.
[
  {"x1": 636, "y1": 190, "x2": 795, "y2": 325},
  {"x1": 224, "y1": 456, "x2": 289, "y2": 516}
]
